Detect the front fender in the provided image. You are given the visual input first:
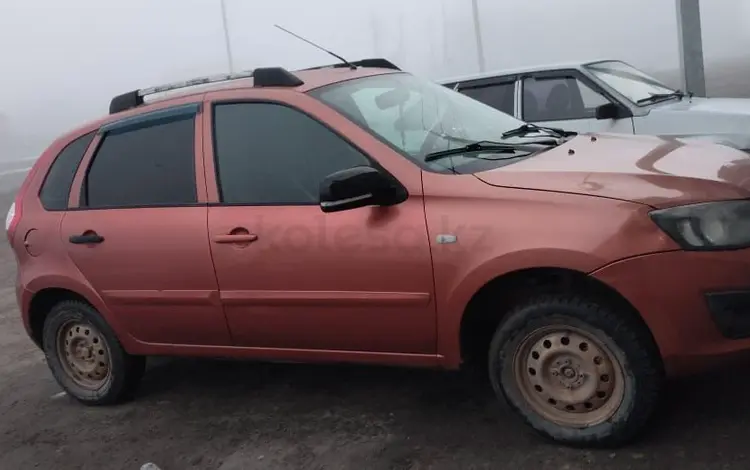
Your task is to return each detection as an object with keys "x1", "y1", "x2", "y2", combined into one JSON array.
[{"x1": 435, "y1": 248, "x2": 608, "y2": 368}]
